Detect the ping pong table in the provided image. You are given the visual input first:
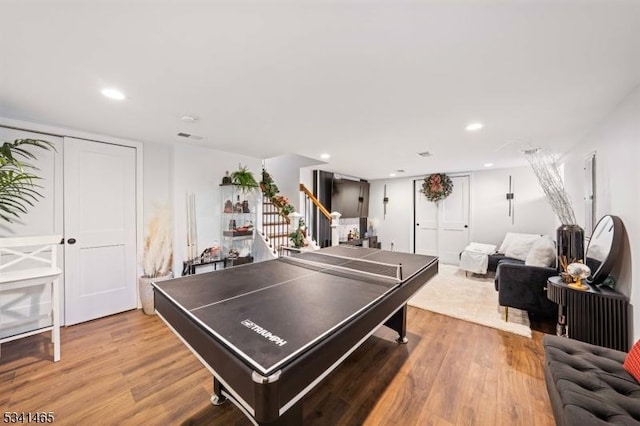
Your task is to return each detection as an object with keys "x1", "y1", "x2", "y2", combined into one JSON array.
[{"x1": 153, "y1": 245, "x2": 437, "y2": 425}]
